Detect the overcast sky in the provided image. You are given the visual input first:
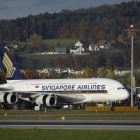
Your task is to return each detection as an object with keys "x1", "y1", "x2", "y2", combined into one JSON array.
[{"x1": 0, "y1": 0, "x2": 131, "y2": 20}]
